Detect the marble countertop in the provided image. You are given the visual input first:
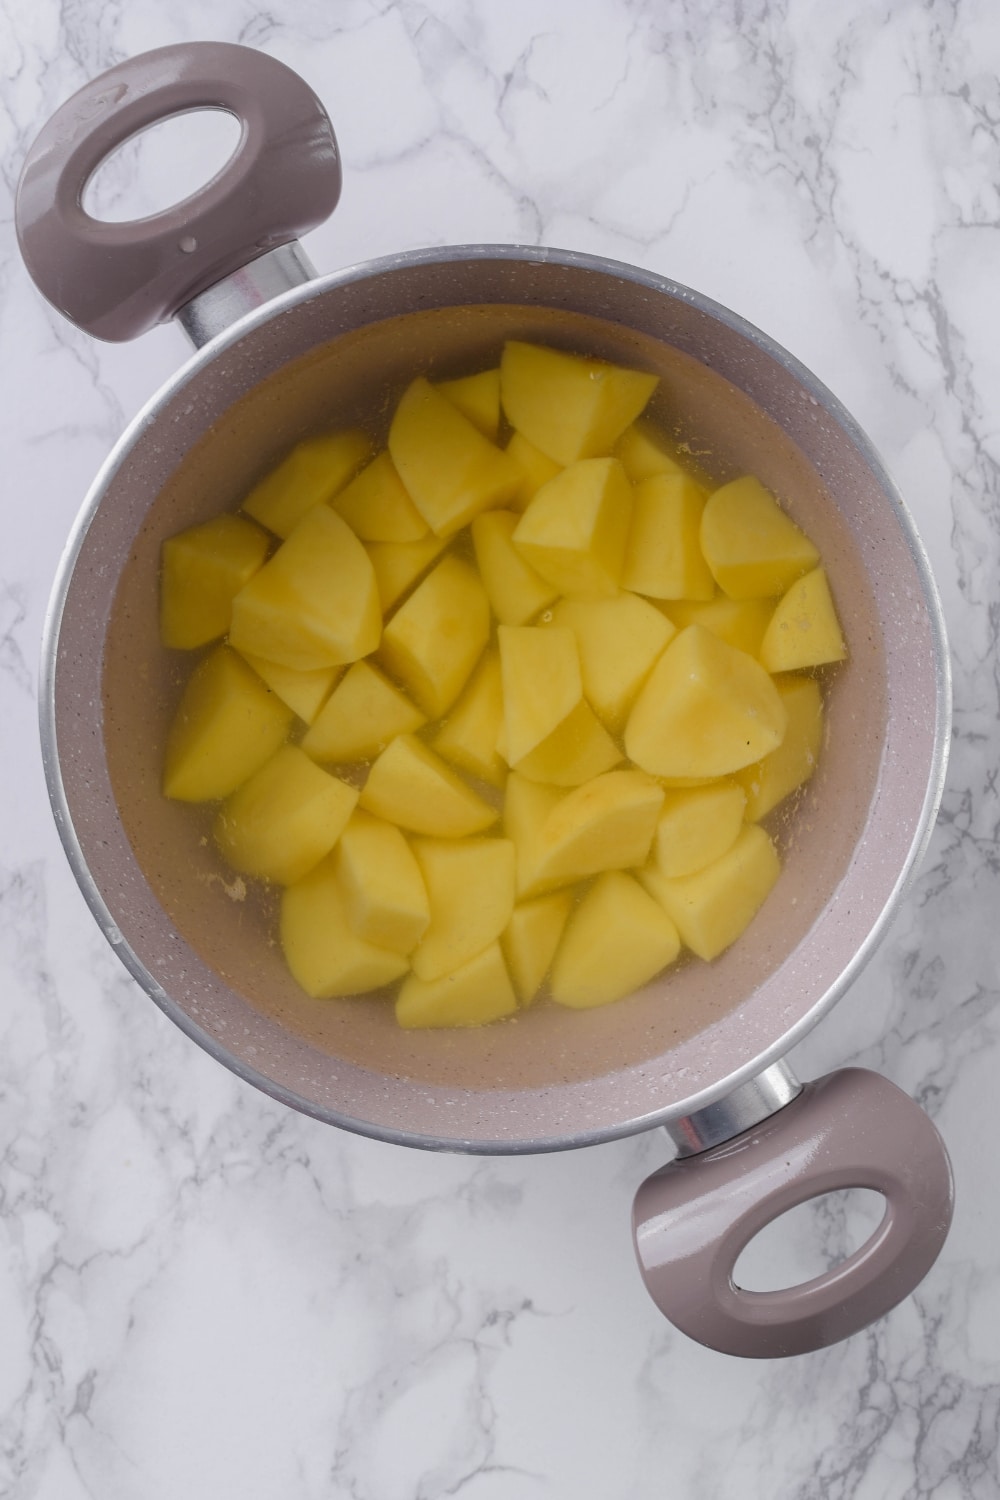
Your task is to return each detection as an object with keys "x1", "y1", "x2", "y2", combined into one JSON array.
[{"x1": 3, "y1": 2, "x2": 999, "y2": 1495}]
